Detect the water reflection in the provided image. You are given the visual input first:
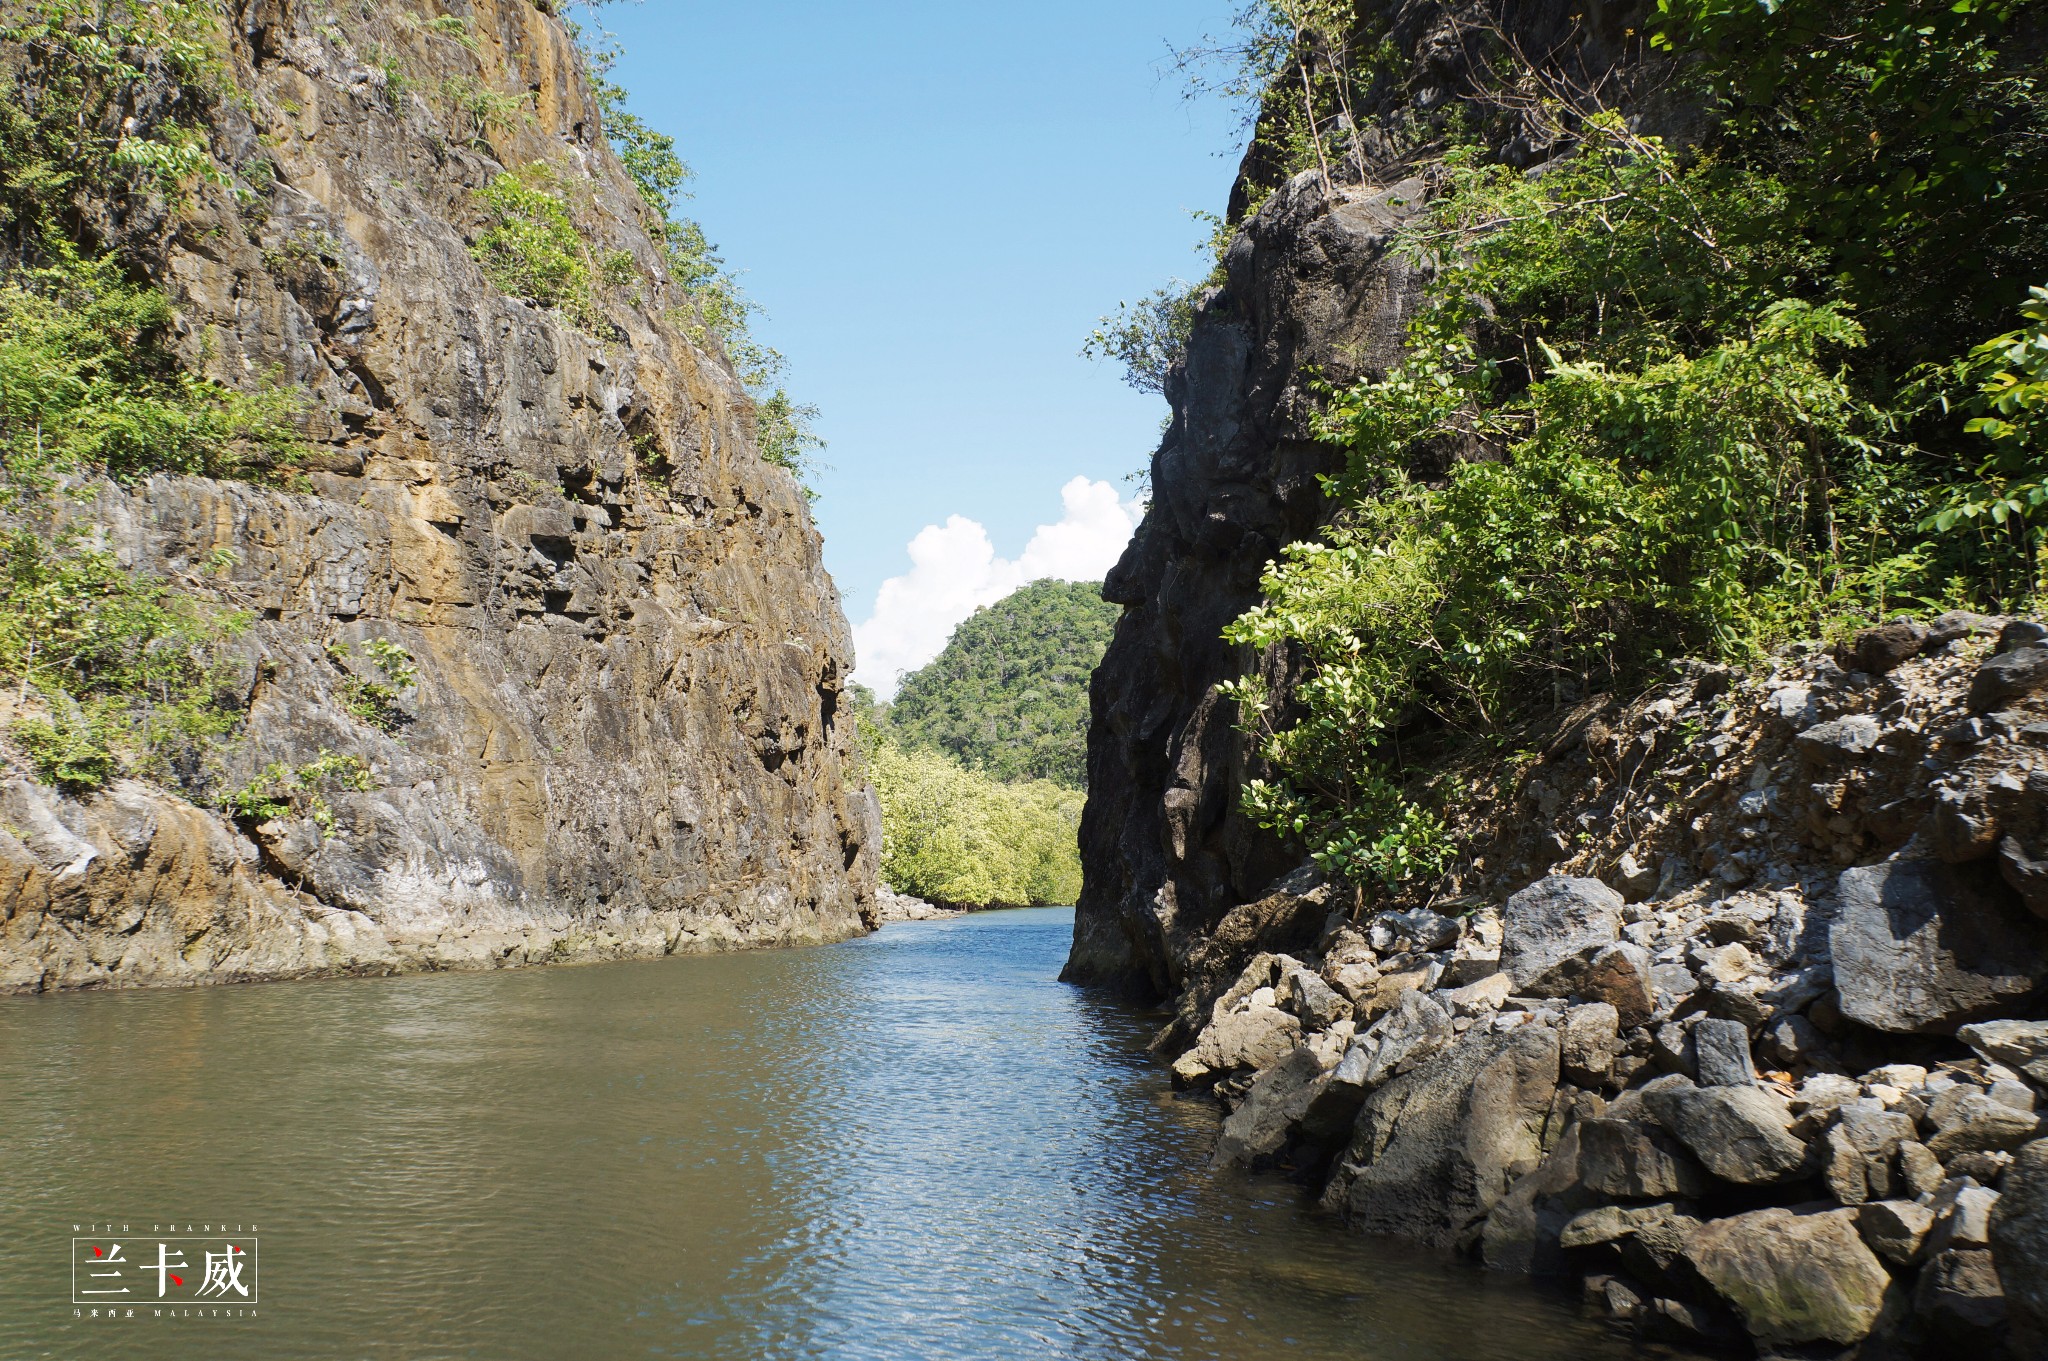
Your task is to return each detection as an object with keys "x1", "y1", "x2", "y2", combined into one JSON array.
[{"x1": 0, "y1": 908, "x2": 1695, "y2": 1360}]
